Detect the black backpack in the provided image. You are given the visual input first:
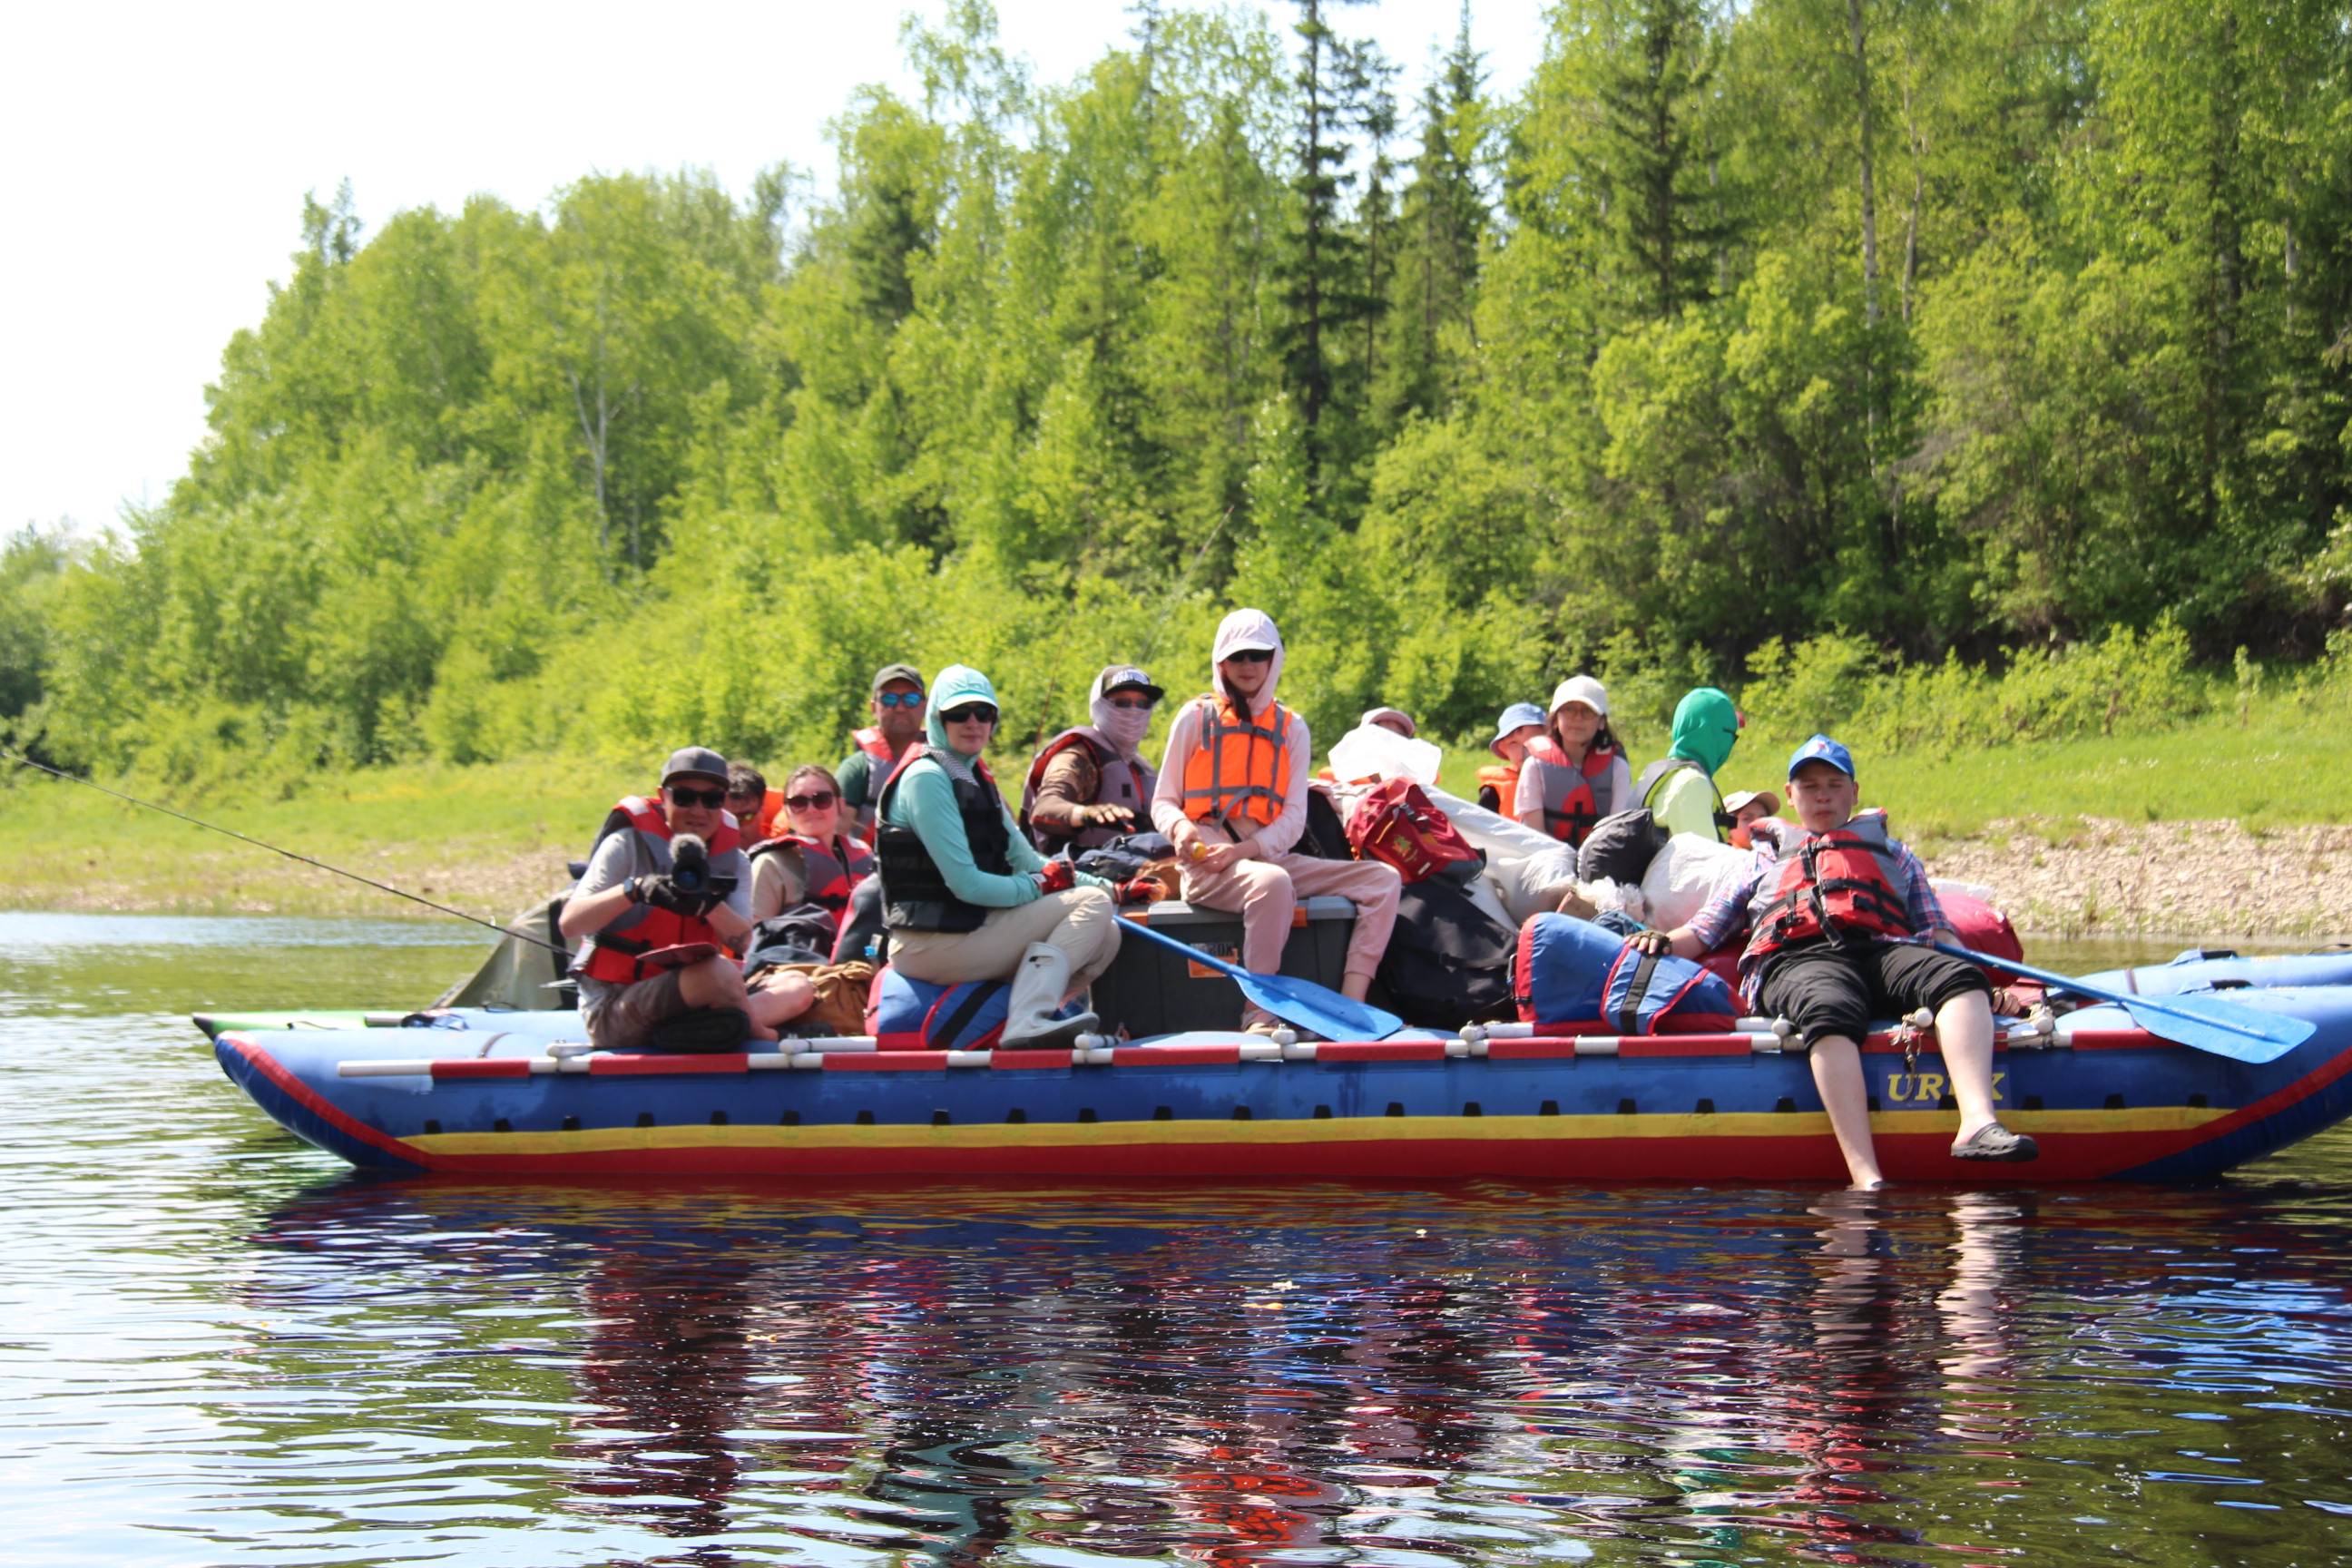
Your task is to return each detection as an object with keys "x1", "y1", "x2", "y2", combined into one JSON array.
[
  {"x1": 1372, "y1": 877, "x2": 1518, "y2": 1028},
  {"x1": 1579, "y1": 808, "x2": 1668, "y2": 886}
]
